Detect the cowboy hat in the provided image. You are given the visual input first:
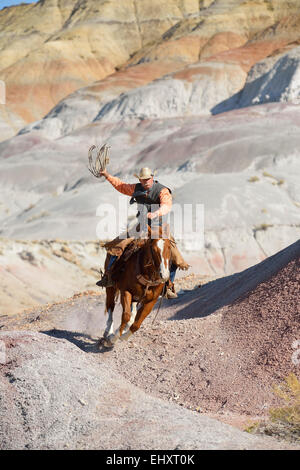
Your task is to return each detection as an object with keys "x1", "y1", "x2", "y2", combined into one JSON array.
[{"x1": 133, "y1": 167, "x2": 156, "y2": 179}]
